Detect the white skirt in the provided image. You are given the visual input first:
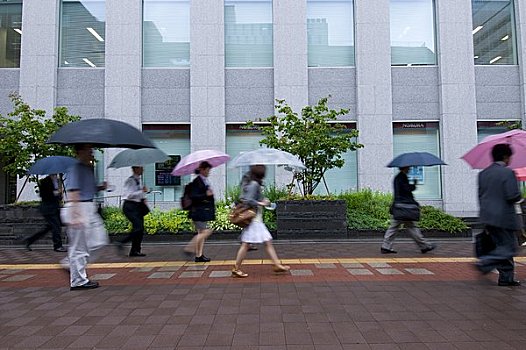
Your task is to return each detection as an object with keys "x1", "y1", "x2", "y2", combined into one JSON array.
[{"x1": 240, "y1": 208, "x2": 272, "y2": 243}]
